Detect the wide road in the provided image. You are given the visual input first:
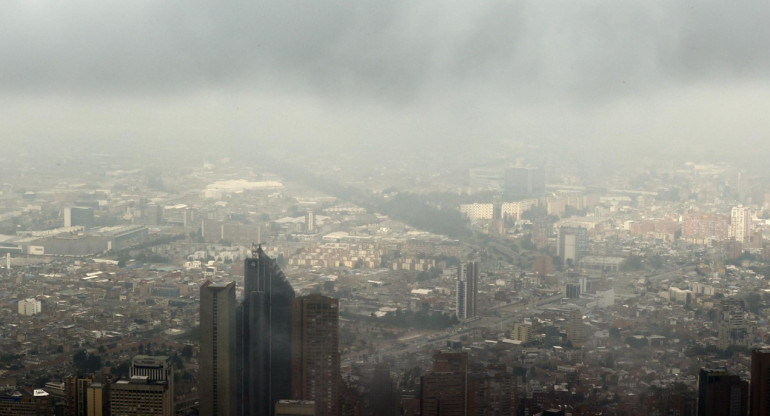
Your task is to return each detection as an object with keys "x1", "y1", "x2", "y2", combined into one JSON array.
[{"x1": 342, "y1": 291, "x2": 566, "y2": 367}]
